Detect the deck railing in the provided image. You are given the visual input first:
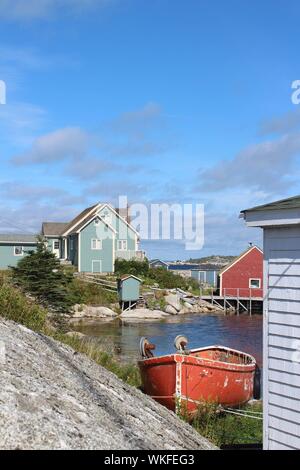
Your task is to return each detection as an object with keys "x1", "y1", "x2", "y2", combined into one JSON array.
[
  {"x1": 115, "y1": 250, "x2": 146, "y2": 261},
  {"x1": 200, "y1": 287, "x2": 263, "y2": 300}
]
